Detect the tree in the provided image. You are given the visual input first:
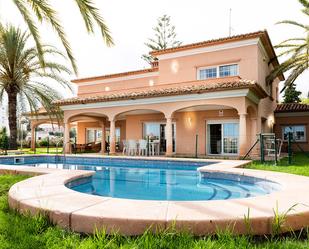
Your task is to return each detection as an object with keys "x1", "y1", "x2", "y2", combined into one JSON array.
[
  {"x1": 2, "y1": 0, "x2": 113, "y2": 74},
  {"x1": 0, "y1": 24, "x2": 71, "y2": 149},
  {"x1": 267, "y1": 0, "x2": 309, "y2": 92},
  {"x1": 0, "y1": 127, "x2": 9, "y2": 153},
  {"x1": 283, "y1": 83, "x2": 302, "y2": 103},
  {"x1": 142, "y1": 15, "x2": 182, "y2": 64}
]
